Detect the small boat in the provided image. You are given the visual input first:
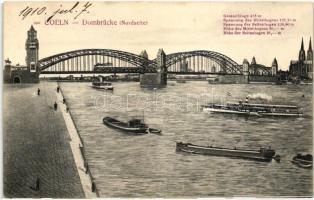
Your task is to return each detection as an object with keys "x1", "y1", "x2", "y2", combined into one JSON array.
[
  {"x1": 92, "y1": 81, "x2": 113, "y2": 90},
  {"x1": 103, "y1": 117, "x2": 161, "y2": 135},
  {"x1": 203, "y1": 102, "x2": 303, "y2": 117},
  {"x1": 146, "y1": 128, "x2": 162, "y2": 134},
  {"x1": 291, "y1": 154, "x2": 312, "y2": 168},
  {"x1": 176, "y1": 142, "x2": 279, "y2": 162}
]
